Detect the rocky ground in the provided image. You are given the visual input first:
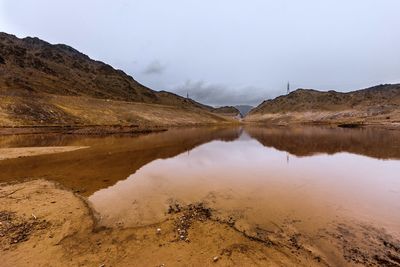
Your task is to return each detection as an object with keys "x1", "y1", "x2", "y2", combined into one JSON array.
[{"x1": 1, "y1": 180, "x2": 399, "y2": 266}]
